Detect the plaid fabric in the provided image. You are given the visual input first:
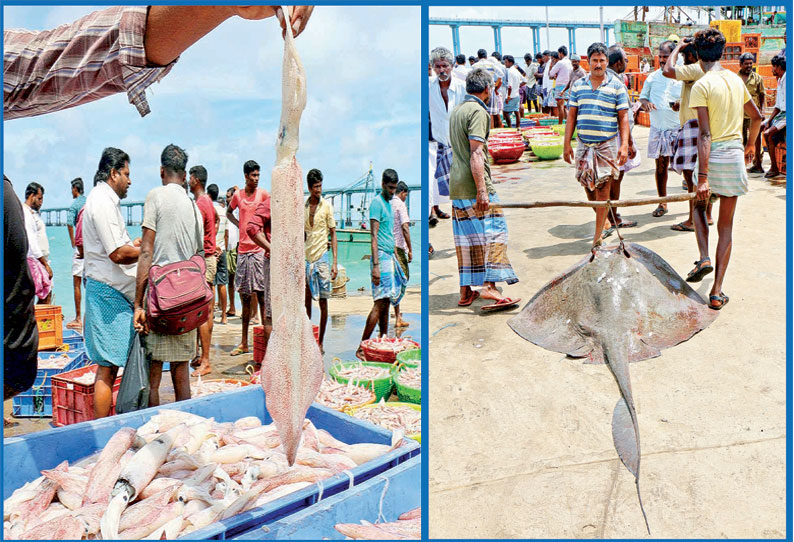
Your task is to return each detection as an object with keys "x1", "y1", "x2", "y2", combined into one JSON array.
[
  {"x1": 672, "y1": 119, "x2": 699, "y2": 173},
  {"x1": 707, "y1": 139, "x2": 749, "y2": 197},
  {"x1": 435, "y1": 142, "x2": 452, "y2": 197},
  {"x1": 144, "y1": 328, "x2": 196, "y2": 363},
  {"x1": 648, "y1": 126, "x2": 678, "y2": 159},
  {"x1": 84, "y1": 277, "x2": 134, "y2": 368},
  {"x1": 235, "y1": 251, "x2": 267, "y2": 295},
  {"x1": 452, "y1": 194, "x2": 518, "y2": 287},
  {"x1": 371, "y1": 250, "x2": 406, "y2": 306},
  {"x1": 488, "y1": 88, "x2": 500, "y2": 115},
  {"x1": 395, "y1": 247, "x2": 410, "y2": 281},
  {"x1": 306, "y1": 252, "x2": 332, "y2": 300},
  {"x1": 575, "y1": 137, "x2": 619, "y2": 191},
  {"x1": 4, "y1": 6, "x2": 177, "y2": 120}
]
